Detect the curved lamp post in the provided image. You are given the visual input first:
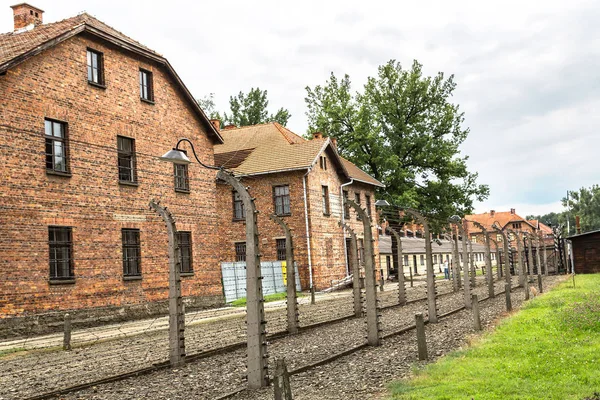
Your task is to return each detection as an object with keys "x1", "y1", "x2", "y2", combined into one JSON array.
[
  {"x1": 466, "y1": 219, "x2": 494, "y2": 298},
  {"x1": 449, "y1": 215, "x2": 471, "y2": 309},
  {"x1": 160, "y1": 140, "x2": 269, "y2": 388}
]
